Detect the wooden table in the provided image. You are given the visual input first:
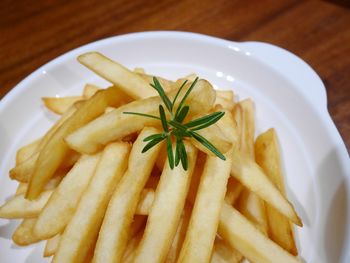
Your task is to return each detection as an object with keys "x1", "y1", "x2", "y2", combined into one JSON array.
[{"x1": 1, "y1": 0, "x2": 349, "y2": 151}]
